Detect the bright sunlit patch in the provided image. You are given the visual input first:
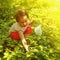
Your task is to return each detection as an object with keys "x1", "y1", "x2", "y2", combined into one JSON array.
[
  {"x1": 50, "y1": 7, "x2": 58, "y2": 11},
  {"x1": 56, "y1": 0, "x2": 60, "y2": 3}
]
